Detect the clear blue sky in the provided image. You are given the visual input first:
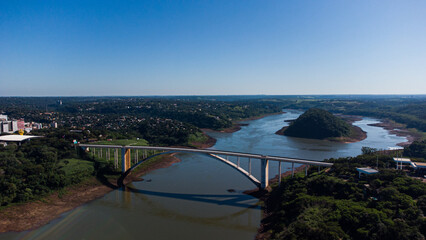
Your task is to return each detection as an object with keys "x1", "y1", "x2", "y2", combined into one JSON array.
[{"x1": 1, "y1": 0, "x2": 425, "y2": 96}]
